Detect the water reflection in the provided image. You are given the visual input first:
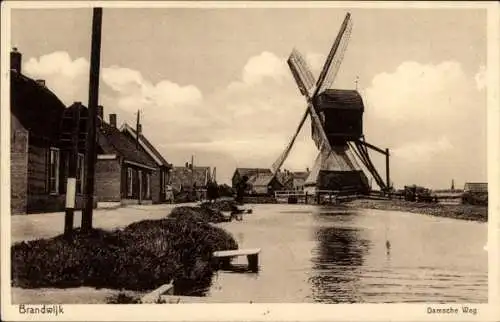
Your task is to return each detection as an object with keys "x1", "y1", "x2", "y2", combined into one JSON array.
[
  {"x1": 309, "y1": 210, "x2": 370, "y2": 303},
  {"x1": 207, "y1": 205, "x2": 487, "y2": 303}
]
